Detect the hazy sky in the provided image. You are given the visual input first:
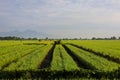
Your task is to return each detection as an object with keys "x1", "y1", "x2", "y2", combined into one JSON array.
[{"x1": 0, "y1": 0, "x2": 120, "y2": 38}]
